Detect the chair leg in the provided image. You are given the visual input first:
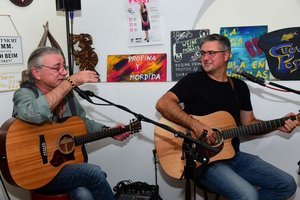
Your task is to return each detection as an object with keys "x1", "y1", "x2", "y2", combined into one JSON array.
[
  {"x1": 203, "y1": 190, "x2": 209, "y2": 200},
  {"x1": 204, "y1": 190, "x2": 220, "y2": 200},
  {"x1": 194, "y1": 182, "x2": 220, "y2": 200}
]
